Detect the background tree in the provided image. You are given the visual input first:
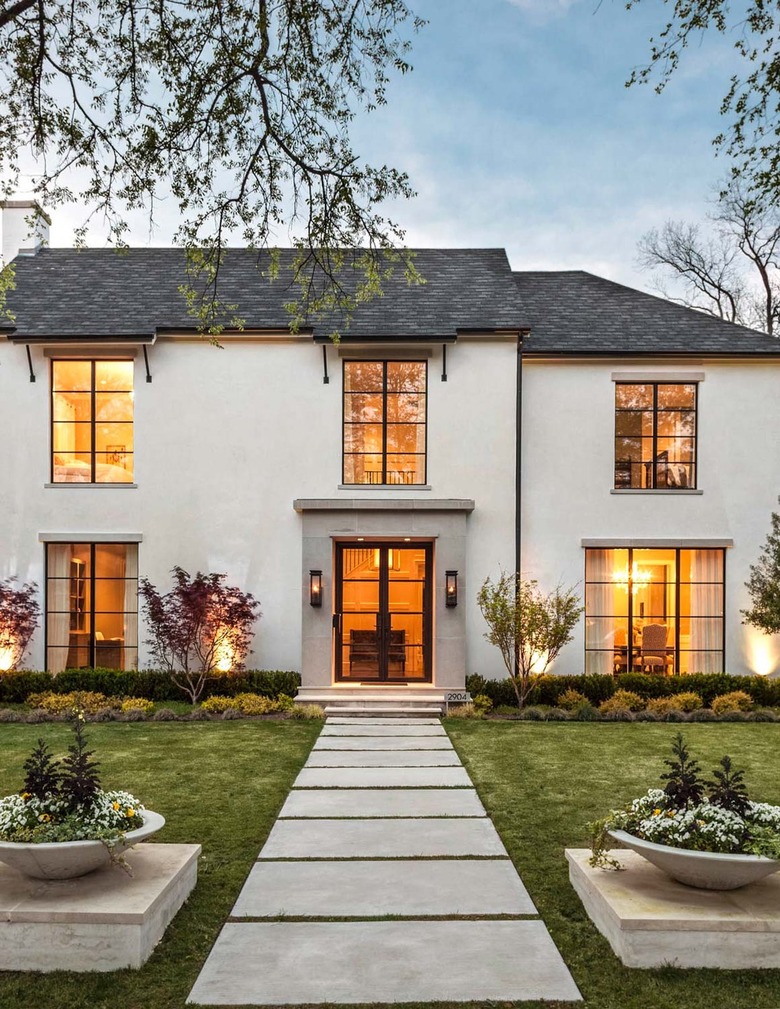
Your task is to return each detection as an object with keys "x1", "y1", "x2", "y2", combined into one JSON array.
[
  {"x1": 0, "y1": 578, "x2": 40, "y2": 672},
  {"x1": 743, "y1": 498, "x2": 780, "y2": 636},
  {"x1": 638, "y1": 178, "x2": 780, "y2": 335},
  {"x1": 477, "y1": 573, "x2": 583, "y2": 709},
  {"x1": 139, "y1": 567, "x2": 261, "y2": 704},
  {"x1": 0, "y1": 1, "x2": 424, "y2": 331},
  {"x1": 626, "y1": 1, "x2": 780, "y2": 207}
]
